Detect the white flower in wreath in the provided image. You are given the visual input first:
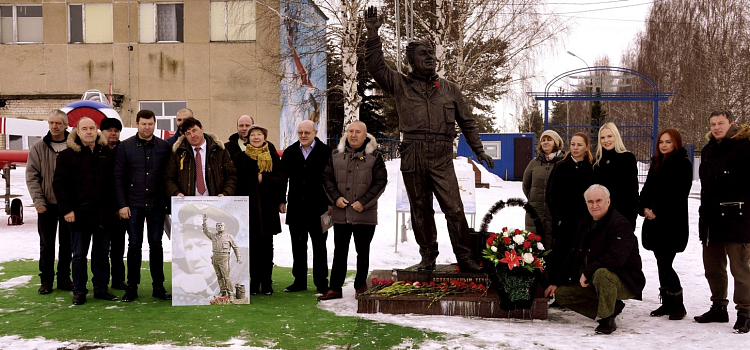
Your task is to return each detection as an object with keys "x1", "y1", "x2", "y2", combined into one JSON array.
[
  {"x1": 523, "y1": 253, "x2": 534, "y2": 264},
  {"x1": 509, "y1": 244, "x2": 515, "y2": 250},
  {"x1": 502, "y1": 231, "x2": 510, "y2": 237},
  {"x1": 513, "y1": 235, "x2": 525, "y2": 245},
  {"x1": 537, "y1": 242, "x2": 545, "y2": 250},
  {"x1": 490, "y1": 245, "x2": 498, "y2": 252}
]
